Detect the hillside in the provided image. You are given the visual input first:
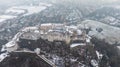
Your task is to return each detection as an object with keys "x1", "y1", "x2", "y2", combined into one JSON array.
[{"x1": 78, "y1": 20, "x2": 120, "y2": 44}]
